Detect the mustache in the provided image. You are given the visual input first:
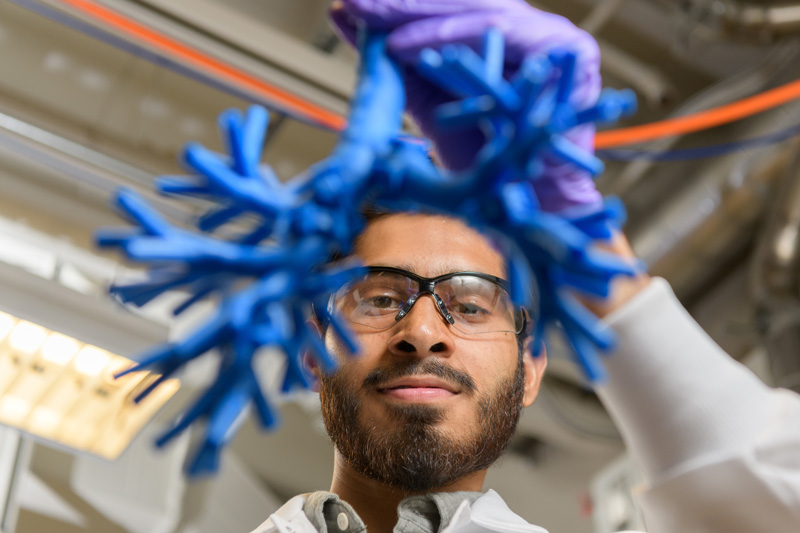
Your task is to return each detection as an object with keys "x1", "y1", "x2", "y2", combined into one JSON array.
[{"x1": 361, "y1": 359, "x2": 477, "y2": 393}]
